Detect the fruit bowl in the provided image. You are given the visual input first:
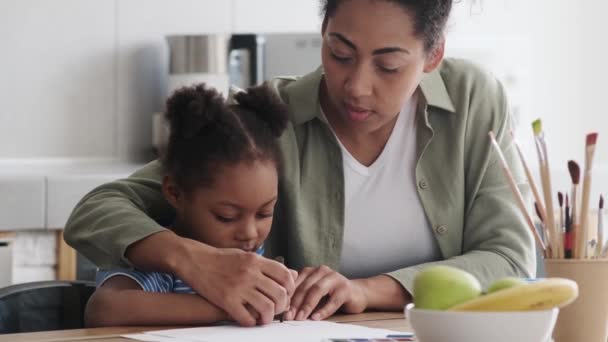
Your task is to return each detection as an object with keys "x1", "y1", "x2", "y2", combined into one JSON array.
[{"x1": 405, "y1": 303, "x2": 558, "y2": 342}]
